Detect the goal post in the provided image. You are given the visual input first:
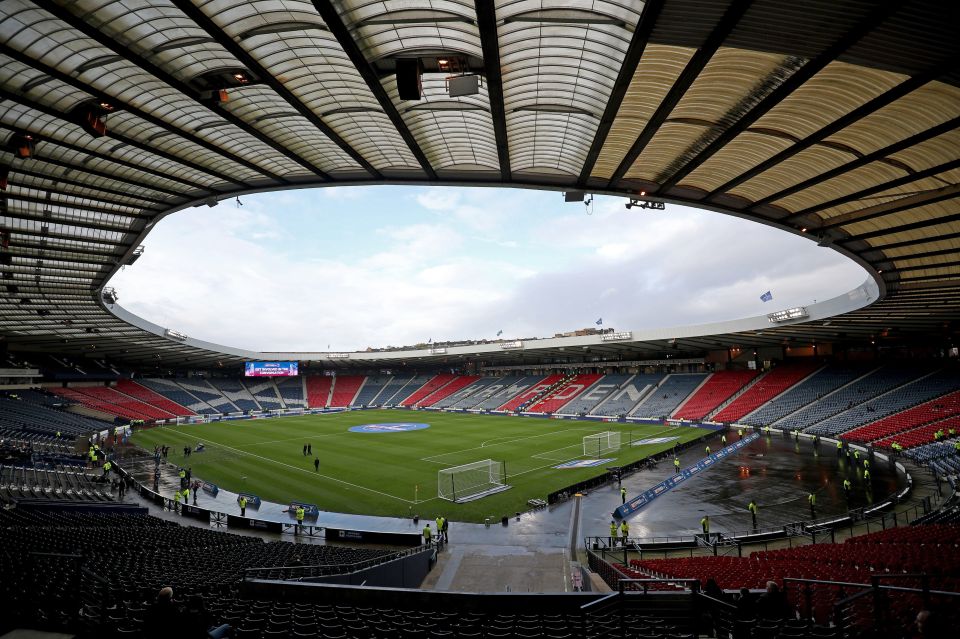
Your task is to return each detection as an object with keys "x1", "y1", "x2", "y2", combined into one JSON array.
[
  {"x1": 583, "y1": 431, "x2": 621, "y2": 458},
  {"x1": 438, "y1": 459, "x2": 509, "y2": 503}
]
